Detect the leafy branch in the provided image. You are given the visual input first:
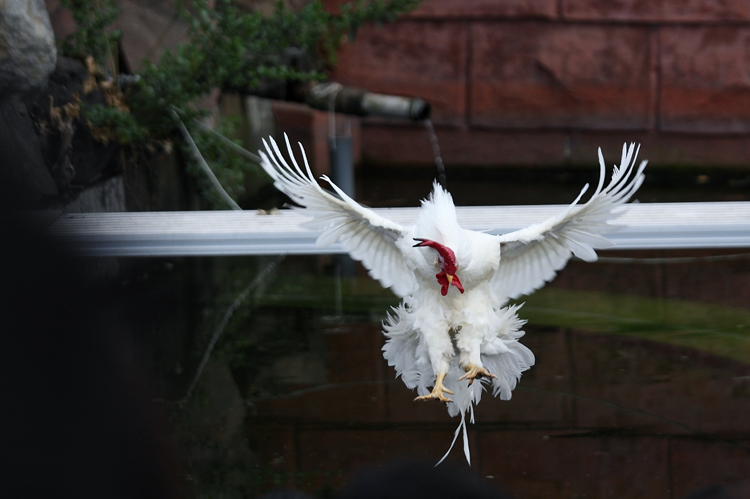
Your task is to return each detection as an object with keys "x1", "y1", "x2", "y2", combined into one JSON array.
[{"x1": 55, "y1": 0, "x2": 421, "y2": 206}]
